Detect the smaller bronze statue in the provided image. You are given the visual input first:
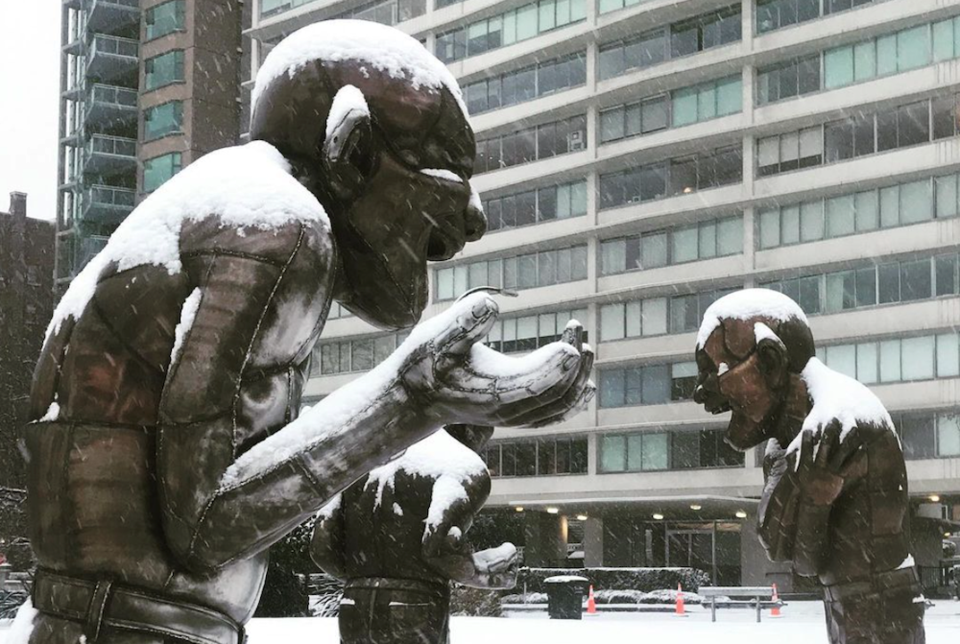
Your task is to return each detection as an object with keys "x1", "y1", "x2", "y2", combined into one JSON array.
[
  {"x1": 693, "y1": 289, "x2": 925, "y2": 644},
  {"x1": 311, "y1": 424, "x2": 518, "y2": 644}
]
